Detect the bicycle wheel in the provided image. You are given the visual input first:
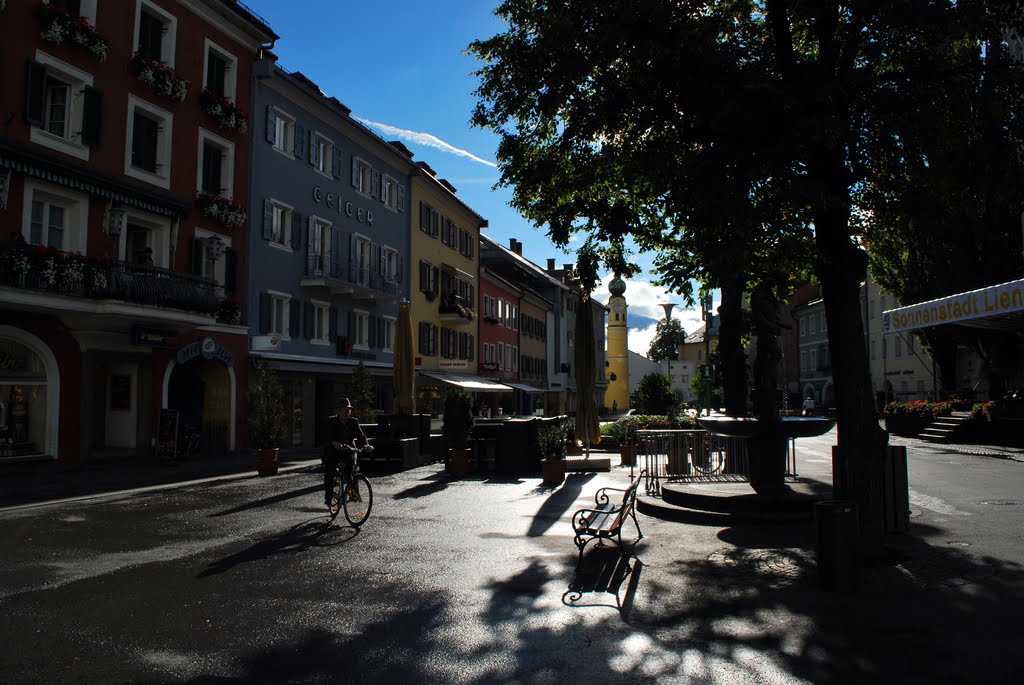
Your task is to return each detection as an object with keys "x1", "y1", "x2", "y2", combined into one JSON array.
[
  {"x1": 342, "y1": 474, "x2": 373, "y2": 527},
  {"x1": 328, "y1": 474, "x2": 343, "y2": 521}
]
